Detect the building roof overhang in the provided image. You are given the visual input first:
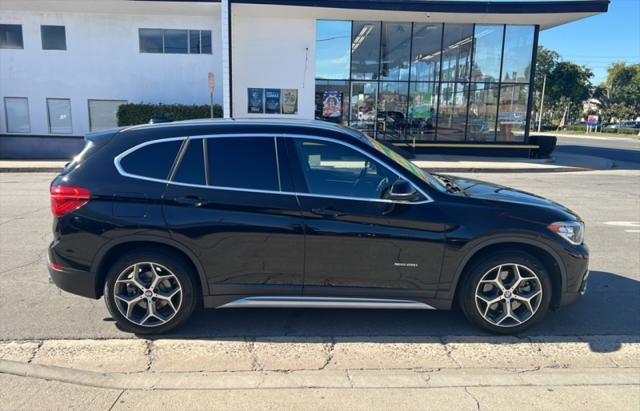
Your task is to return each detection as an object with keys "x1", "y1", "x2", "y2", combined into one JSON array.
[{"x1": 231, "y1": 0, "x2": 609, "y2": 30}]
